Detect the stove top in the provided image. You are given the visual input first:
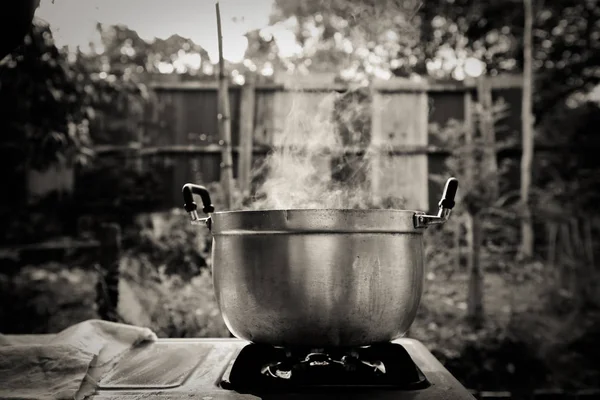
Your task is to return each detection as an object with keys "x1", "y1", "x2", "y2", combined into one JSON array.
[
  {"x1": 91, "y1": 338, "x2": 475, "y2": 399},
  {"x1": 222, "y1": 342, "x2": 429, "y2": 393}
]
